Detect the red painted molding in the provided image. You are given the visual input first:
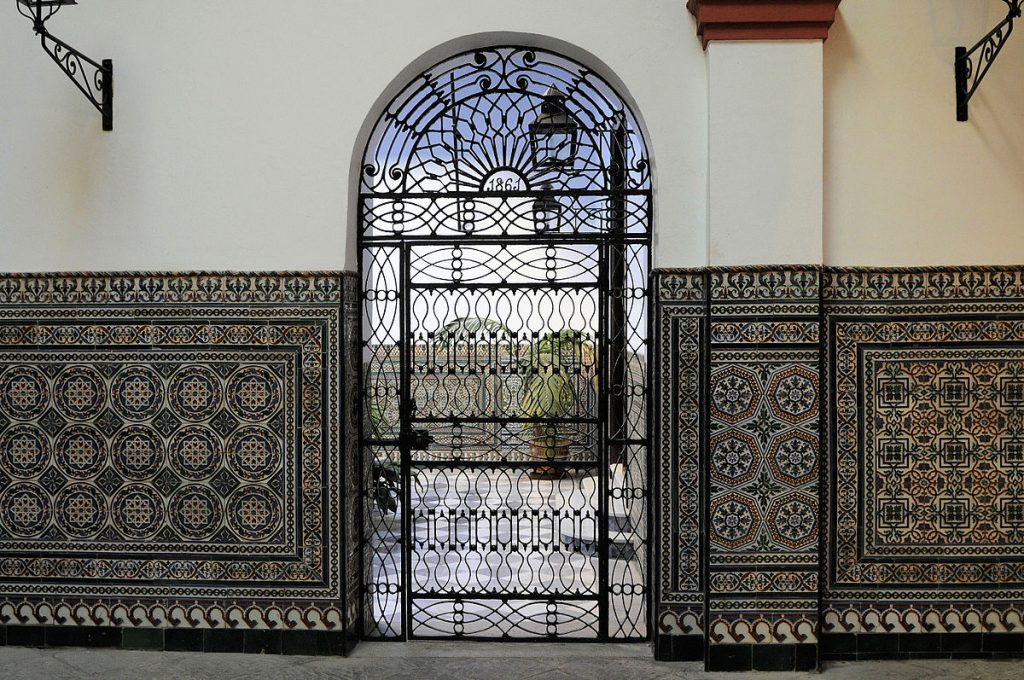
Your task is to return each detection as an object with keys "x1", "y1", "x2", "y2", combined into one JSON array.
[{"x1": 687, "y1": 0, "x2": 842, "y2": 48}]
